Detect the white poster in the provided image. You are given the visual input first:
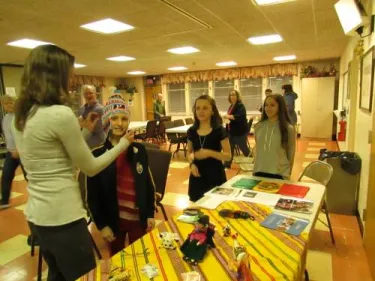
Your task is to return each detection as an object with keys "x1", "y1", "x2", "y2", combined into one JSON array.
[{"x1": 5, "y1": 87, "x2": 16, "y2": 97}]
